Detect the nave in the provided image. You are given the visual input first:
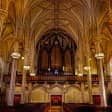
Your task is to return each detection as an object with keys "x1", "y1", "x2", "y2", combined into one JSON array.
[{"x1": 1, "y1": 0, "x2": 112, "y2": 111}]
